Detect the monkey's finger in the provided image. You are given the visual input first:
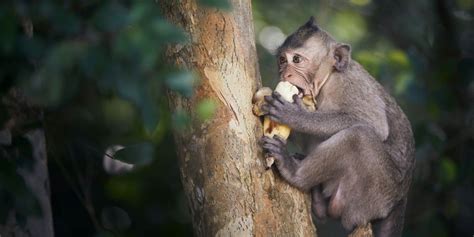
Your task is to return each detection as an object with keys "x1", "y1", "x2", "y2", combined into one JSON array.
[
  {"x1": 262, "y1": 142, "x2": 283, "y2": 154},
  {"x1": 262, "y1": 105, "x2": 279, "y2": 116},
  {"x1": 266, "y1": 115, "x2": 282, "y2": 123},
  {"x1": 267, "y1": 151, "x2": 285, "y2": 161},
  {"x1": 272, "y1": 135, "x2": 288, "y2": 146},
  {"x1": 272, "y1": 91, "x2": 289, "y2": 105},
  {"x1": 262, "y1": 141, "x2": 279, "y2": 150},
  {"x1": 264, "y1": 95, "x2": 283, "y2": 107},
  {"x1": 260, "y1": 136, "x2": 273, "y2": 146},
  {"x1": 261, "y1": 104, "x2": 269, "y2": 114},
  {"x1": 261, "y1": 136, "x2": 285, "y2": 146},
  {"x1": 293, "y1": 94, "x2": 305, "y2": 108},
  {"x1": 264, "y1": 152, "x2": 283, "y2": 160}
]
